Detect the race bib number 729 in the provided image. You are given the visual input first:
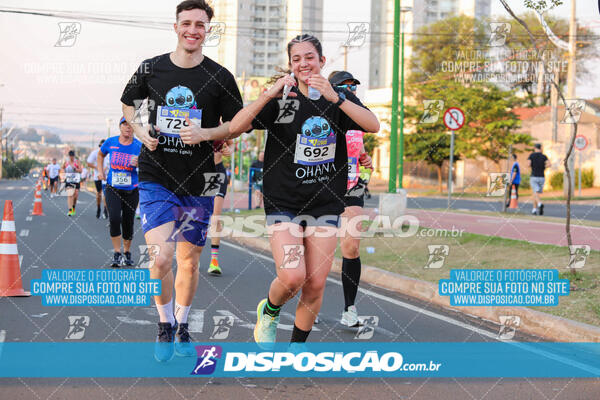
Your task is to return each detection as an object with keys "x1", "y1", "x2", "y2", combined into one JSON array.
[{"x1": 156, "y1": 106, "x2": 202, "y2": 137}]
